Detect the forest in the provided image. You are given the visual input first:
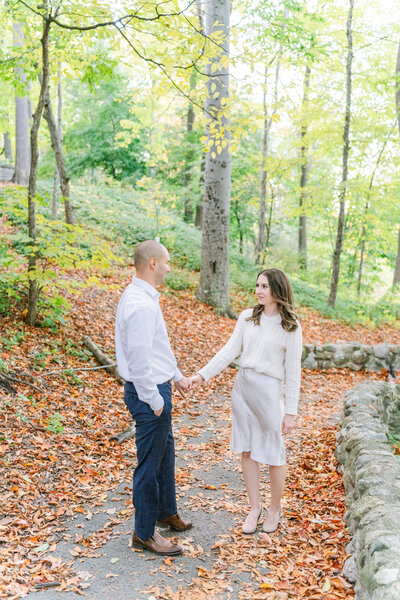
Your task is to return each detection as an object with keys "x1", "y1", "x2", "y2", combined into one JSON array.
[
  {"x1": 1, "y1": 1, "x2": 400, "y2": 599},
  {"x1": 1, "y1": 0, "x2": 400, "y2": 326}
]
